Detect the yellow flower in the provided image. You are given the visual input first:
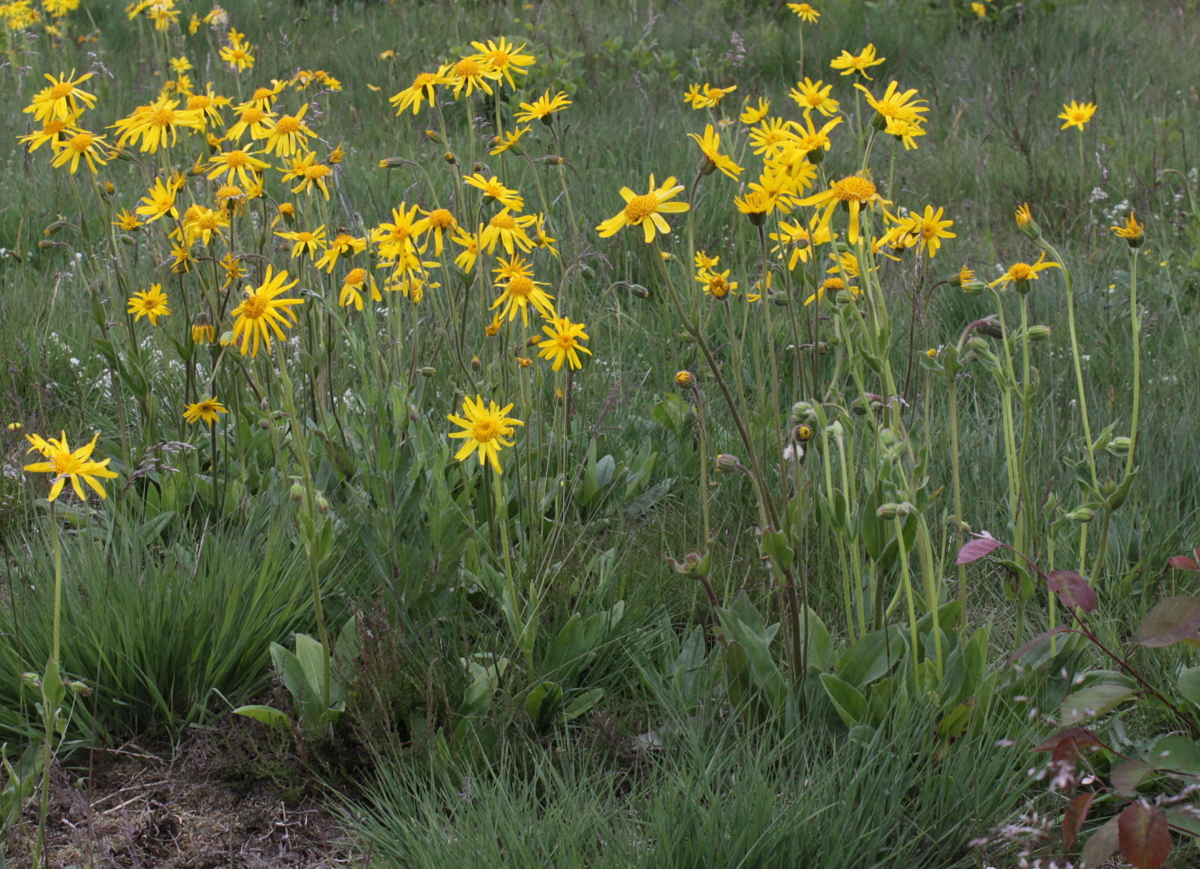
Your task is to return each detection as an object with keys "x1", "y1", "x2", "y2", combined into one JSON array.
[
  {"x1": 452, "y1": 225, "x2": 481, "y2": 272},
  {"x1": 263, "y1": 104, "x2": 315, "y2": 157},
  {"x1": 219, "y1": 38, "x2": 255, "y2": 72},
  {"x1": 1112, "y1": 212, "x2": 1144, "y2": 247},
  {"x1": 464, "y1": 173, "x2": 524, "y2": 210},
  {"x1": 797, "y1": 174, "x2": 890, "y2": 244},
  {"x1": 184, "y1": 397, "x2": 227, "y2": 426},
  {"x1": 990, "y1": 253, "x2": 1061, "y2": 290},
  {"x1": 683, "y1": 82, "x2": 737, "y2": 109},
  {"x1": 413, "y1": 207, "x2": 458, "y2": 256},
  {"x1": 23, "y1": 70, "x2": 96, "y2": 124},
  {"x1": 224, "y1": 103, "x2": 275, "y2": 143},
  {"x1": 170, "y1": 56, "x2": 192, "y2": 74},
  {"x1": 697, "y1": 268, "x2": 737, "y2": 300},
  {"x1": 276, "y1": 226, "x2": 328, "y2": 258},
  {"x1": 390, "y1": 68, "x2": 447, "y2": 114},
  {"x1": 687, "y1": 124, "x2": 743, "y2": 179},
  {"x1": 112, "y1": 209, "x2": 142, "y2": 231},
  {"x1": 127, "y1": 284, "x2": 170, "y2": 324},
  {"x1": 315, "y1": 233, "x2": 366, "y2": 272},
  {"x1": 491, "y1": 258, "x2": 556, "y2": 325},
  {"x1": 748, "y1": 116, "x2": 800, "y2": 157},
  {"x1": 537, "y1": 317, "x2": 592, "y2": 371},
  {"x1": 971, "y1": 2, "x2": 988, "y2": 17},
  {"x1": 480, "y1": 209, "x2": 536, "y2": 255},
  {"x1": 18, "y1": 116, "x2": 78, "y2": 153},
  {"x1": 740, "y1": 97, "x2": 770, "y2": 125},
  {"x1": 373, "y1": 203, "x2": 427, "y2": 259},
  {"x1": 787, "y1": 3, "x2": 819, "y2": 23},
  {"x1": 207, "y1": 146, "x2": 270, "y2": 187},
  {"x1": 515, "y1": 89, "x2": 571, "y2": 124},
  {"x1": 792, "y1": 113, "x2": 843, "y2": 155},
  {"x1": 469, "y1": 37, "x2": 536, "y2": 89},
  {"x1": 339, "y1": 267, "x2": 380, "y2": 311},
  {"x1": 770, "y1": 215, "x2": 832, "y2": 269},
  {"x1": 446, "y1": 54, "x2": 503, "y2": 99},
  {"x1": 230, "y1": 266, "x2": 304, "y2": 357},
  {"x1": 1058, "y1": 100, "x2": 1097, "y2": 131},
  {"x1": 695, "y1": 251, "x2": 720, "y2": 270},
  {"x1": 23, "y1": 431, "x2": 117, "y2": 502},
  {"x1": 182, "y1": 205, "x2": 230, "y2": 247},
  {"x1": 734, "y1": 190, "x2": 773, "y2": 225},
  {"x1": 789, "y1": 77, "x2": 840, "y2": 117},
  {"x1": 804, "y1": 276, "x2": 859, "y2": 306},
  {"x1": 854, "y1": 80, "x2": 929, "y2": 127},
  {"x1": 112, "y1": 98, "x2": 205, "y2": 153},
  {"x1": 50, "y1": 128, "x2": 107, "y2": 174},
  {"x1": 829, "y1": 44, "x2": 885, "y2": 80},
  {"x1": 447, "y1": 395, "x2": 523, "y2": 474},
  {"x1": 490, "y1": 125, "x2": 531, "y2": 155},
  {"x1": 596, "y1": 175, "x2": 690, "y2": 243},
  {"x1": 281, "y1": 151, "x2": 334, "y2": 199},
  {"x1": 884, "y1": 117, "x2": 925, "y2": 150},
  {"x1": 901, "y1": 205, "x2": 956, "y2": 257}
]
